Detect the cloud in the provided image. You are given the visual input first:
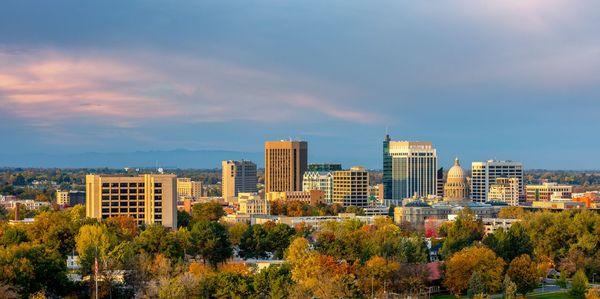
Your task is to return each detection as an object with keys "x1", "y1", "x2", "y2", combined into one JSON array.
[{"x1": 0, "y1": 48, "x2": 380, "y2": 132}]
